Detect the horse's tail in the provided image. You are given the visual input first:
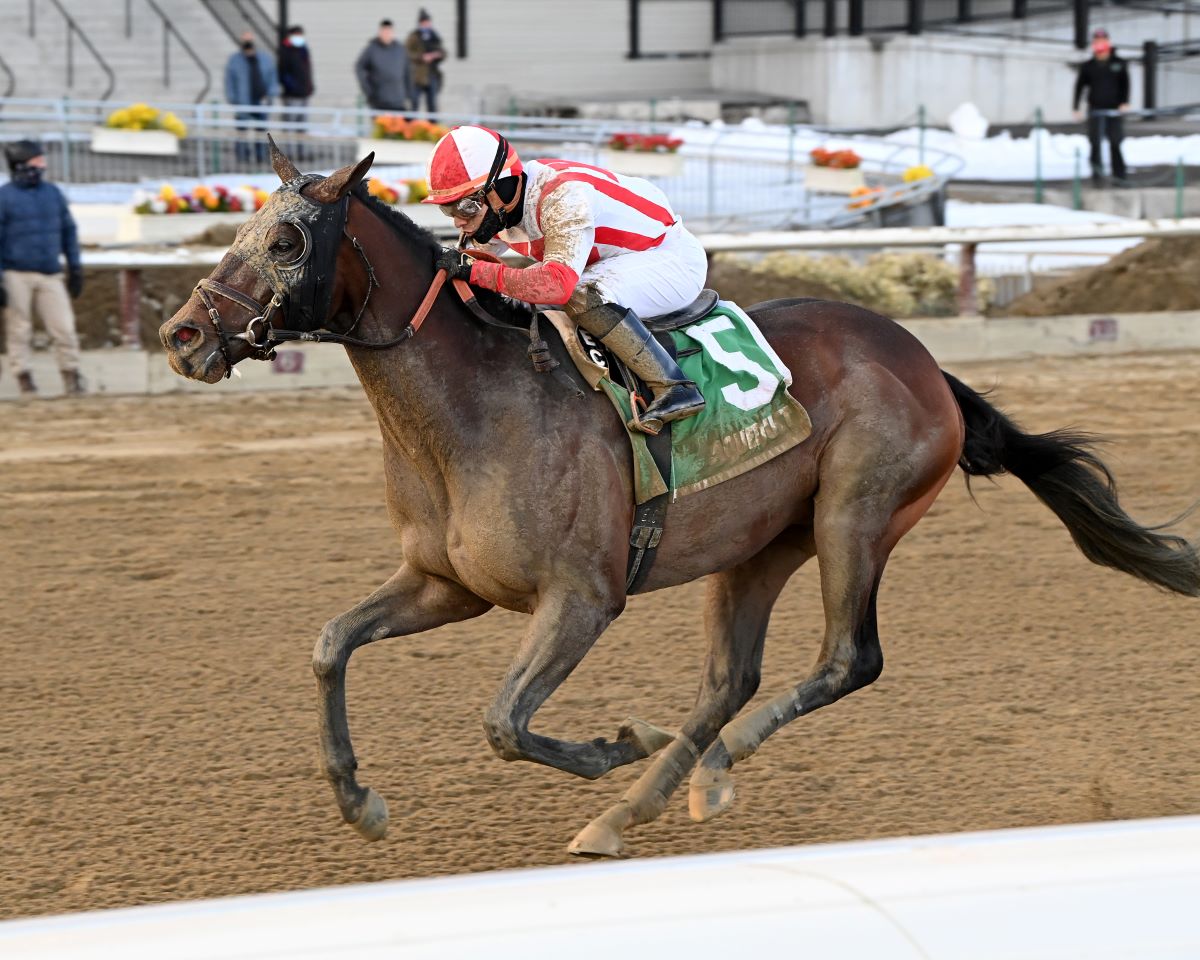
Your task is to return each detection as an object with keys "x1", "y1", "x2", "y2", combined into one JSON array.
[{"x1": 942, "y1": 370, "x2": 1200, "y2": 597}]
